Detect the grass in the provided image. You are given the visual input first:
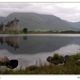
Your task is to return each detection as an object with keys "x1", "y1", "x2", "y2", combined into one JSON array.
[{"x1": 1, "y1": 53, "x2": 80, "y2": 74}]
